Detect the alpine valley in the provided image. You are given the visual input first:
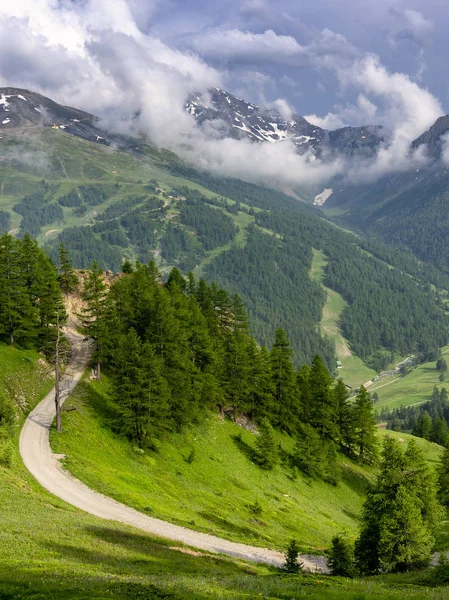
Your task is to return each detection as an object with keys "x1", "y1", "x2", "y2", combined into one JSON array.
[
  {"x1": 1, "y1": 86, "x2": 449, "y2": 378},
  {"x1": 4, "y1": 81, "x2": 449, "y2": 600}
]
